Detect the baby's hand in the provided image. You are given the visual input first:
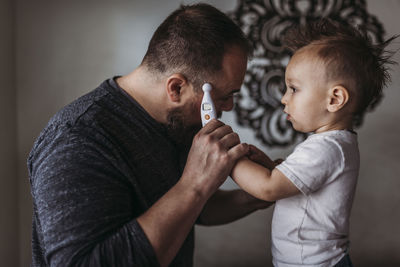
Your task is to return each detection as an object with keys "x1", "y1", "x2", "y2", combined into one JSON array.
[{"x1": 248, "y1": 145, "x2": 277, "y2": 170}]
